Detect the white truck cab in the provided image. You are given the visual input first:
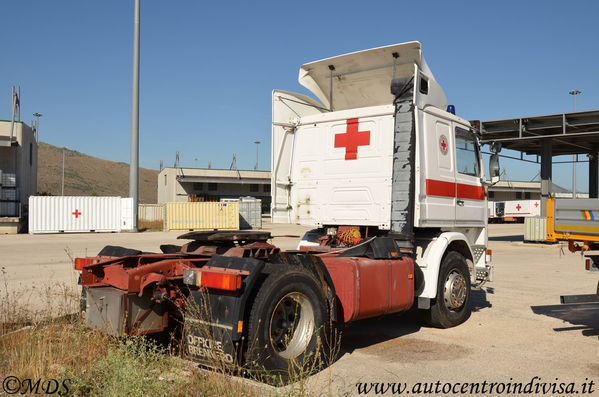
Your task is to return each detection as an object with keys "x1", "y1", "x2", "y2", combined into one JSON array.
[{"x1": 272, "y1": 42, "x2": 493, "y2": 313}]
